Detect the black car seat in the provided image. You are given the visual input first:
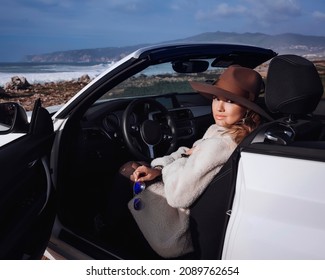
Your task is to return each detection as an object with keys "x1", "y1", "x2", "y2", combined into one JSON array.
[
  {"x1": 189, "y1": 127, "x2": 264, "y2": 259},
  {"x1": 188, "y1": 54, "x2": 324, "y2": 260},
  {"x1": 262, "y1": 54, "x2": 324, "y2": 144}
]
